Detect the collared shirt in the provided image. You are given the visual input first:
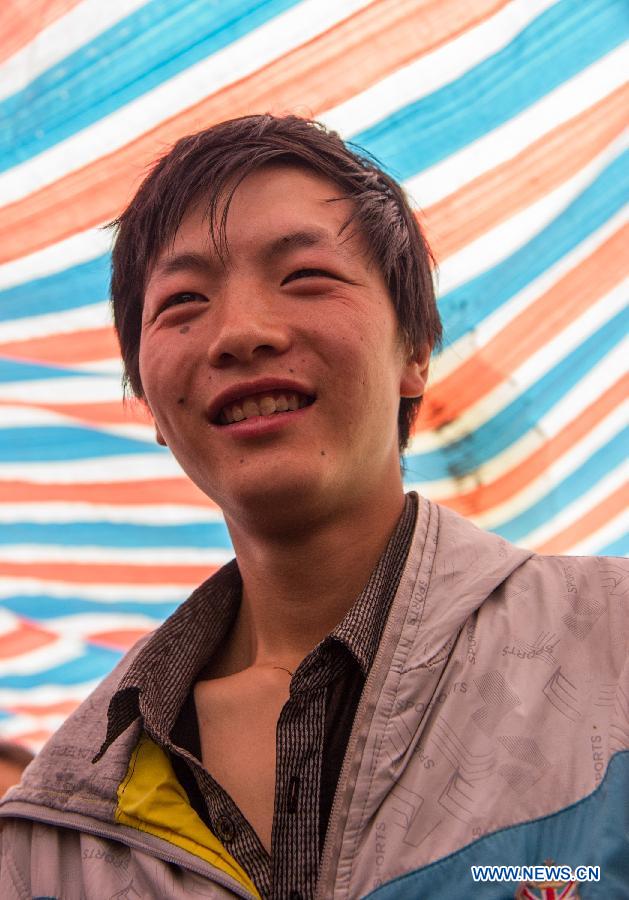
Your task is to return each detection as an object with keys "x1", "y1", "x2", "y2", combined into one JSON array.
[{"x1": 98, "y1": 493, "x2": 417, "y2": 899}]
